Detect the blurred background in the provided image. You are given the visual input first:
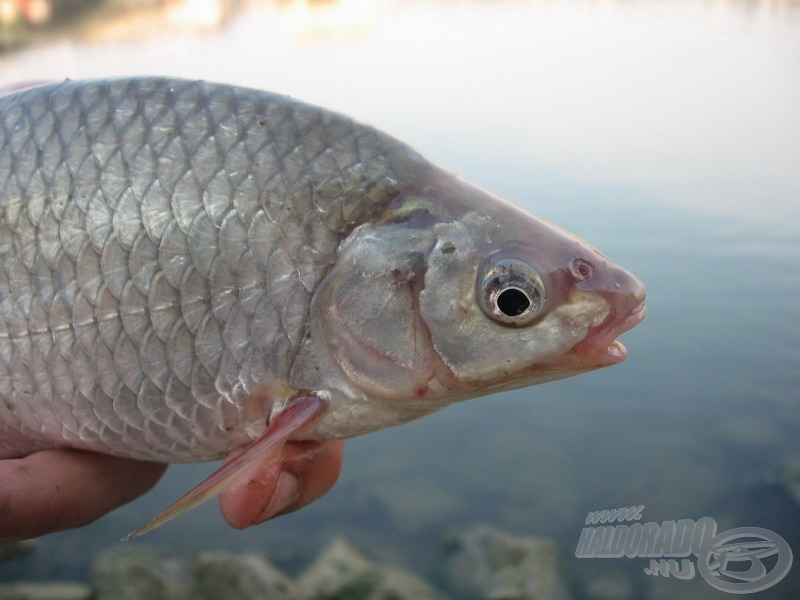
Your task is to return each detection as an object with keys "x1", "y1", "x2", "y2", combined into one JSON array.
[{"x1": 0, "y1": 1, "x2": 799, "y2": 598}]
